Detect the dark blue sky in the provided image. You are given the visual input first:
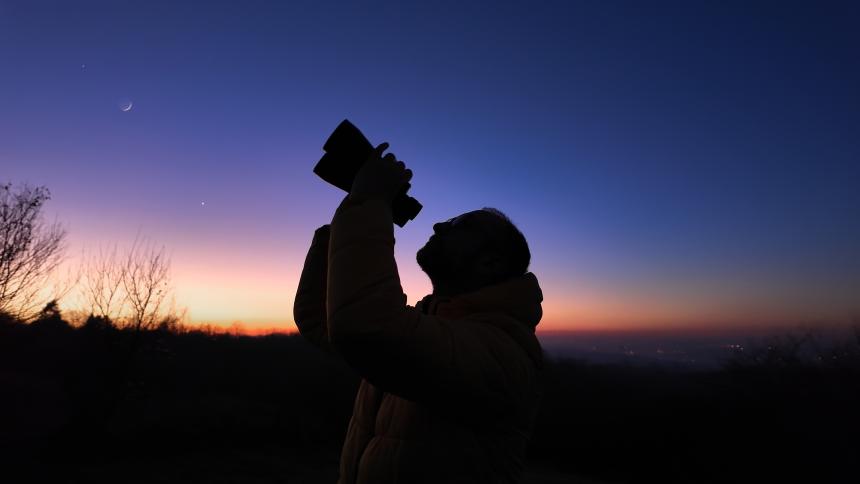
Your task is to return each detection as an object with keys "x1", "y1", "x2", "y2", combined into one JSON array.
[{"x1": 2, "y1": 0, "x2": 858, "y2": 330}]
